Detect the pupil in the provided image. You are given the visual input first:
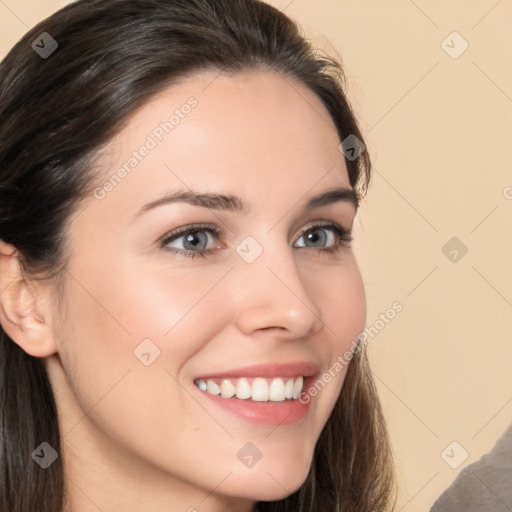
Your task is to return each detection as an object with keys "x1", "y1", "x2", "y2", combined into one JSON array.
[
  {"x1": 185, "y1": 232, "x2": 204, "y2": 249},
  {"x1": 307, "y1": 229, "x2": 325, "y2": 246}
]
